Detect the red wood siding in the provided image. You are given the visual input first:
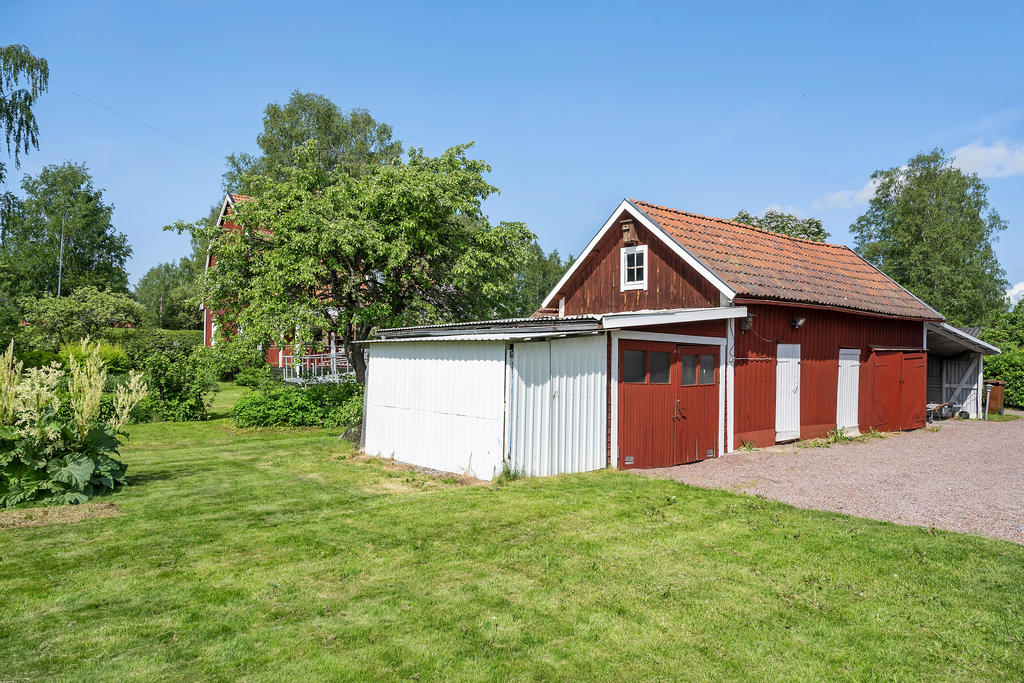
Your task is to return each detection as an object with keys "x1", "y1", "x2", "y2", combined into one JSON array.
[
  {"x1": 558, "y1": 210, "x2": 720, "y2": 315},
  {"x1": 733, "y1": 304, "x2": 924, "y2": 447}
]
